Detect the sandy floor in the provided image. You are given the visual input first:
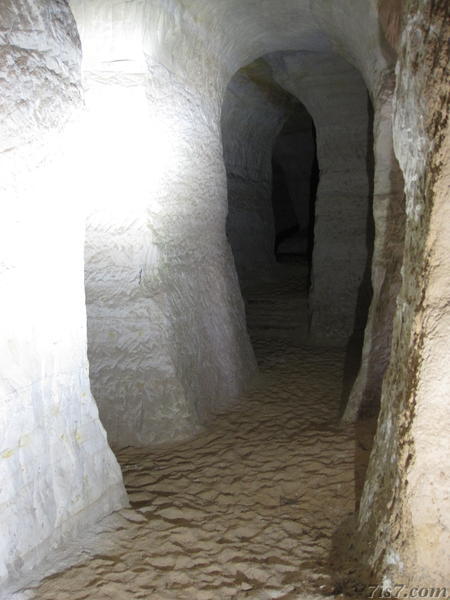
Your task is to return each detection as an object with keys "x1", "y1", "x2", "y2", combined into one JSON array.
[{"x1": 21, "y1": 264, "x2": 365, "y2": 600}]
